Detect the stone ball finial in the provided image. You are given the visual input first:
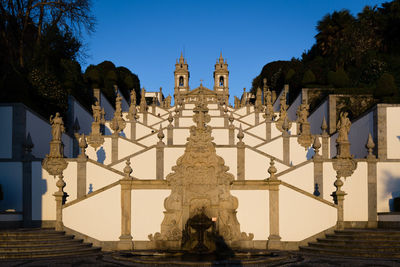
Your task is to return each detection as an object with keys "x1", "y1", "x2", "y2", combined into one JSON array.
[
  {"x1": 268, "y1": 158, "x2": 277, "y2": 180},
  {"x1": 168, "y1": 113, "x2": 174, "y2": 124},
  {"x1": 237, "y1": 124, "x2": 244, "y2": 141},
  {"x1": 157, "y1": 124, "x2": 165, "y2": 141},
  {"x1": 366, "y1": 133, "x2": 375, "y2": 158},
  {"x1": 123, "y1": 159, "x2": 133, "y2": 179},
  {"x1": 313, "y1": 136, "x2": 321, "y2": 153},
  {"x1": 229, "y1": 112, "x2": 234, "y2": 125}
]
